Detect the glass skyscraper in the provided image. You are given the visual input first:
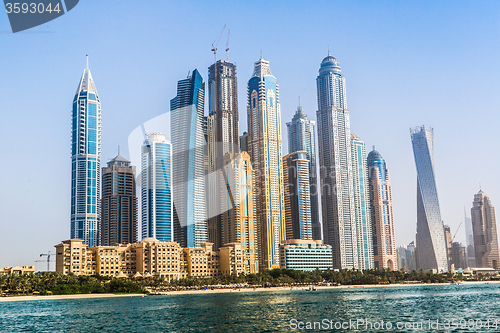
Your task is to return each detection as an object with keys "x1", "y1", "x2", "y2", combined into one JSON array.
[
  {"x1": 410, "y1": 125, "x2": 448, "y2": 272},
  {"x1": 71, "y1": 59, "x2": 101, "y2": 247},
  {"x1": 286, "y1": 106, "x2": 321, "y2": 240},
  {"x1": 141, "y1": 133, "x2": 173, "y2": 242},
  {"x1": 247, "y1": 57, "x2": 286, "y2": 270},
  {"x1": 367, "y1": 147, "x2": 396, "y2": 270},
  {"x1": 351, "y1": 134, "x2": 374, "y2": 270},
  {"x1": 316, "y1": 53, "x2": 358, "y2": 269},
  {"x1": 170, "y1": 69, "x2": 207, "y2": 248}
]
